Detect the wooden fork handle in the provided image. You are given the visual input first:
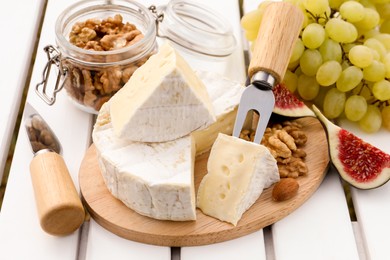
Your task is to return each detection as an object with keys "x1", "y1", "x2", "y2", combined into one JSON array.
[{"x1": 248, "y1": 2, "x2": 303, "y2": 84}]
